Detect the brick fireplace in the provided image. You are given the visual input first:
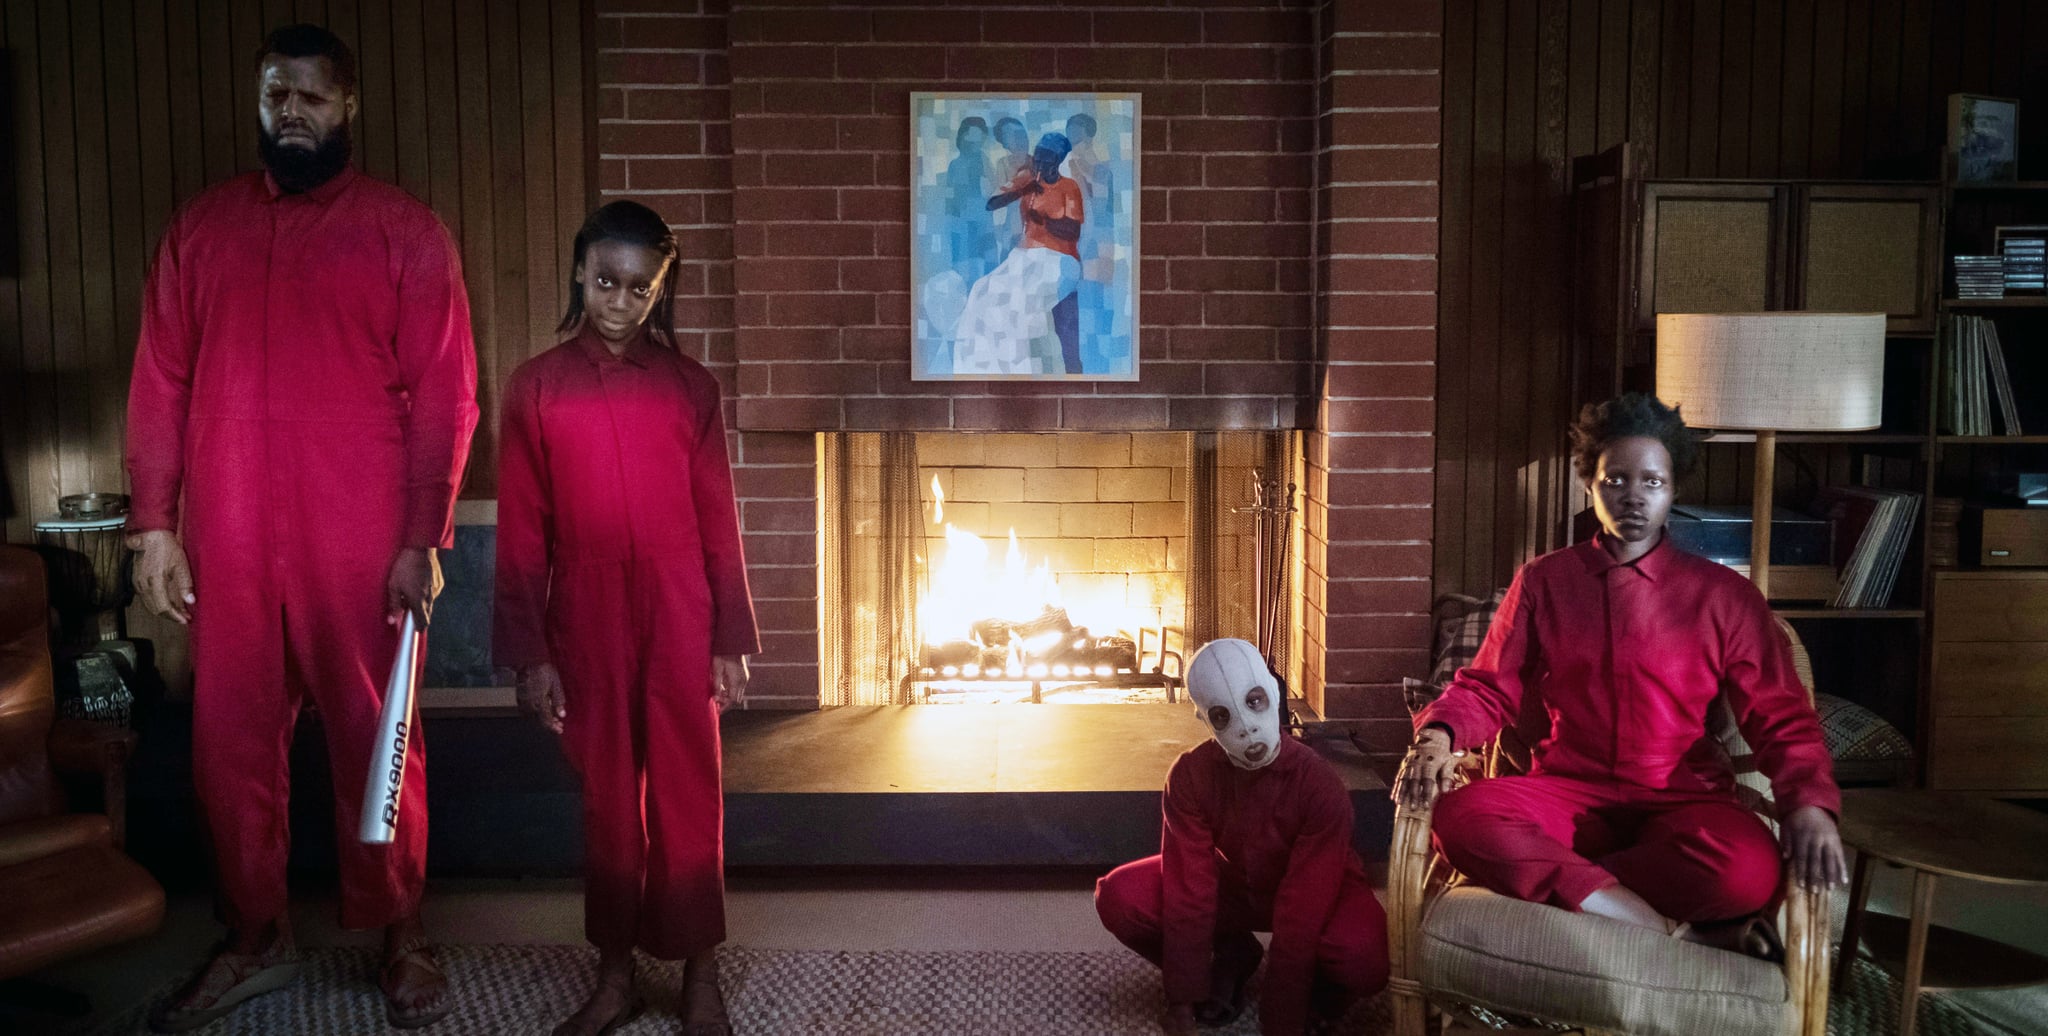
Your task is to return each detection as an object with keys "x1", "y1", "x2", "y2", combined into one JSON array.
[
  {"x1": 816, "y1": 430, "x2": 1302, "y2": 707},
  {"x1": 593, "y1": 0, "x2": 1442, "y2": 750}
]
